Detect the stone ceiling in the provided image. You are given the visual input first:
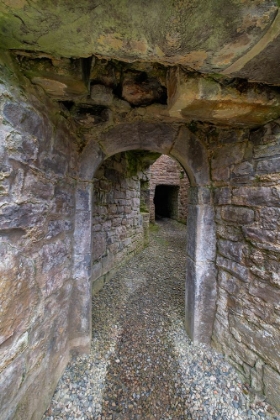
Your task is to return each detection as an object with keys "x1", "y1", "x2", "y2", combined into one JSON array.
[
  {"x1": 1, "y1": 0, "x2": 280, "y2": 84},
  {"x1": 1, "y1": 0, "x2": 280, "y2": 128}
]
